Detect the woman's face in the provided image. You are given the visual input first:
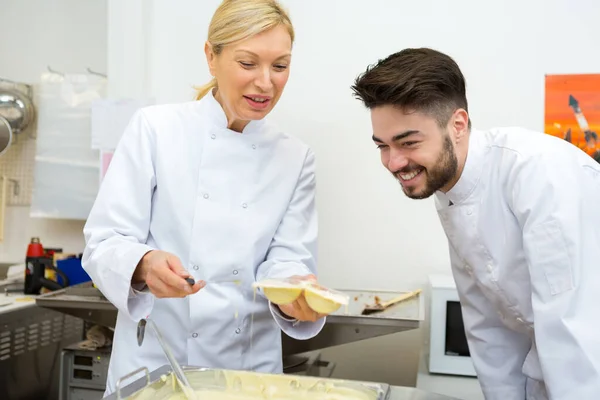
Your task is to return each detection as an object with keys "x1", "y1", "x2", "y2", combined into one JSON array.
[{"x1": 205, "y1": 24, "x2": 292, "y2": 132}]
